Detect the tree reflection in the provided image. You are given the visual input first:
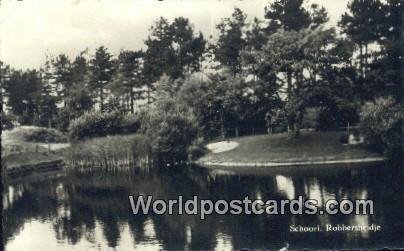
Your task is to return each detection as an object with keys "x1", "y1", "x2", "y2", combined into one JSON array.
[{"x1": 3, "y1": 164, "x2": 403, "y2": 250}]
